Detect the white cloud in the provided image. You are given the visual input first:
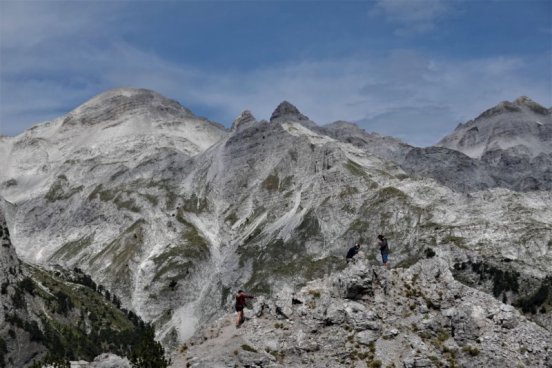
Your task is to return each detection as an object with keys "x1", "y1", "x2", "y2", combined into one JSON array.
[
  {"x1": 371, "y1": 0, "x2": 450, "y2": 36},
  {"x1": 0, "y1": 2, "x2": 550, "y2": 147}
]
